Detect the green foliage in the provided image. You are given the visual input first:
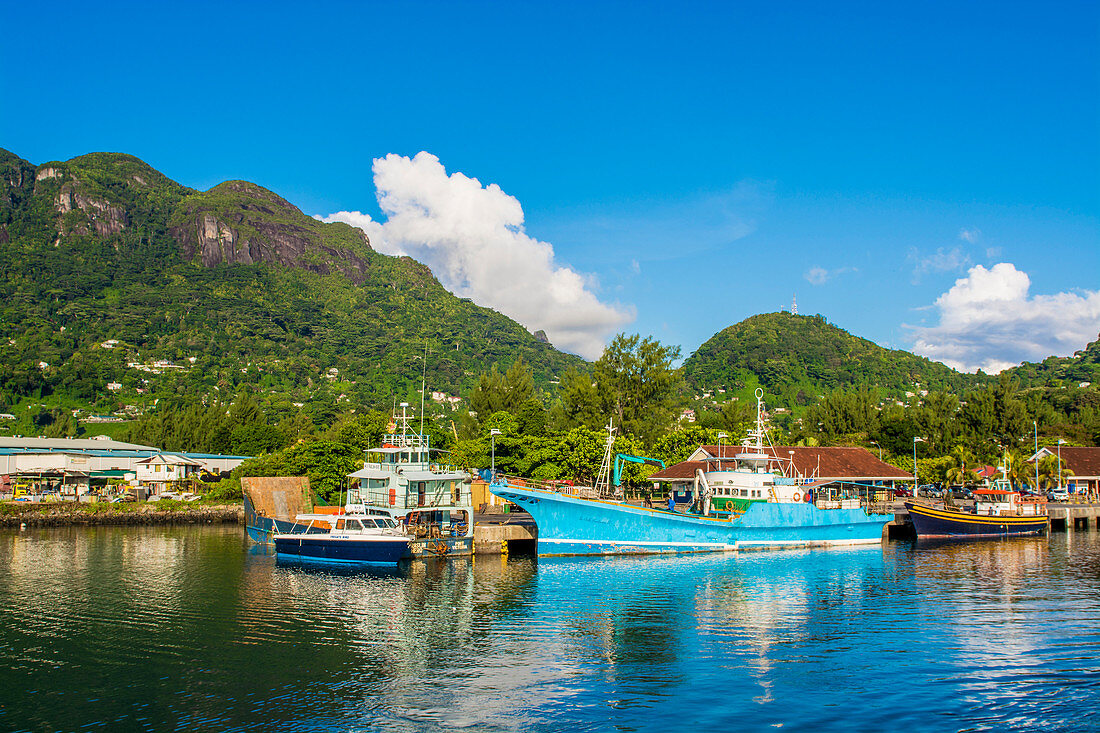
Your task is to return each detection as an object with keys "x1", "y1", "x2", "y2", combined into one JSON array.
[
  {"x1": 0, "y1": 147, "x2": 582, "y2": 432},
  {"x1": 203, "y1": 477, "x2": 243, "y2": 501},
  {"x1": 467, "y1": 358, "x2": 536, "y2": 419},
  {"x1": 1035, "y1": 455, "x2": 1074, "y2": 491},
  {"x1": 684, "y1": 312, "x2": 987, "y2": 408},
  {"x1": 560, "y1": 334, "x2": 683, "y2": 445},
  {"x1": 652, "y1": 427, "x2": 721, "y2": 466},
  {"x1": 234, "y1": 440, "x2": 361, "y2": 503}
]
